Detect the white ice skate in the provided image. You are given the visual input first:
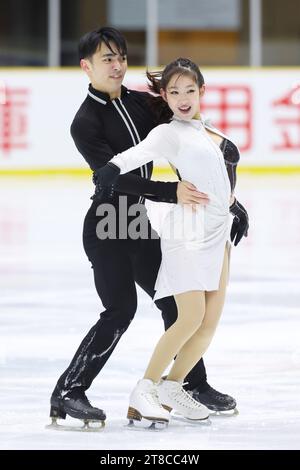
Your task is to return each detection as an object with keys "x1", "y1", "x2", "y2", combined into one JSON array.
[
  {"x1": 127, "y1": 378, "x2": 170, "y2": 429},
  {"x1": 158, "y1": 379, "x2": 210, "y2": 422}
]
